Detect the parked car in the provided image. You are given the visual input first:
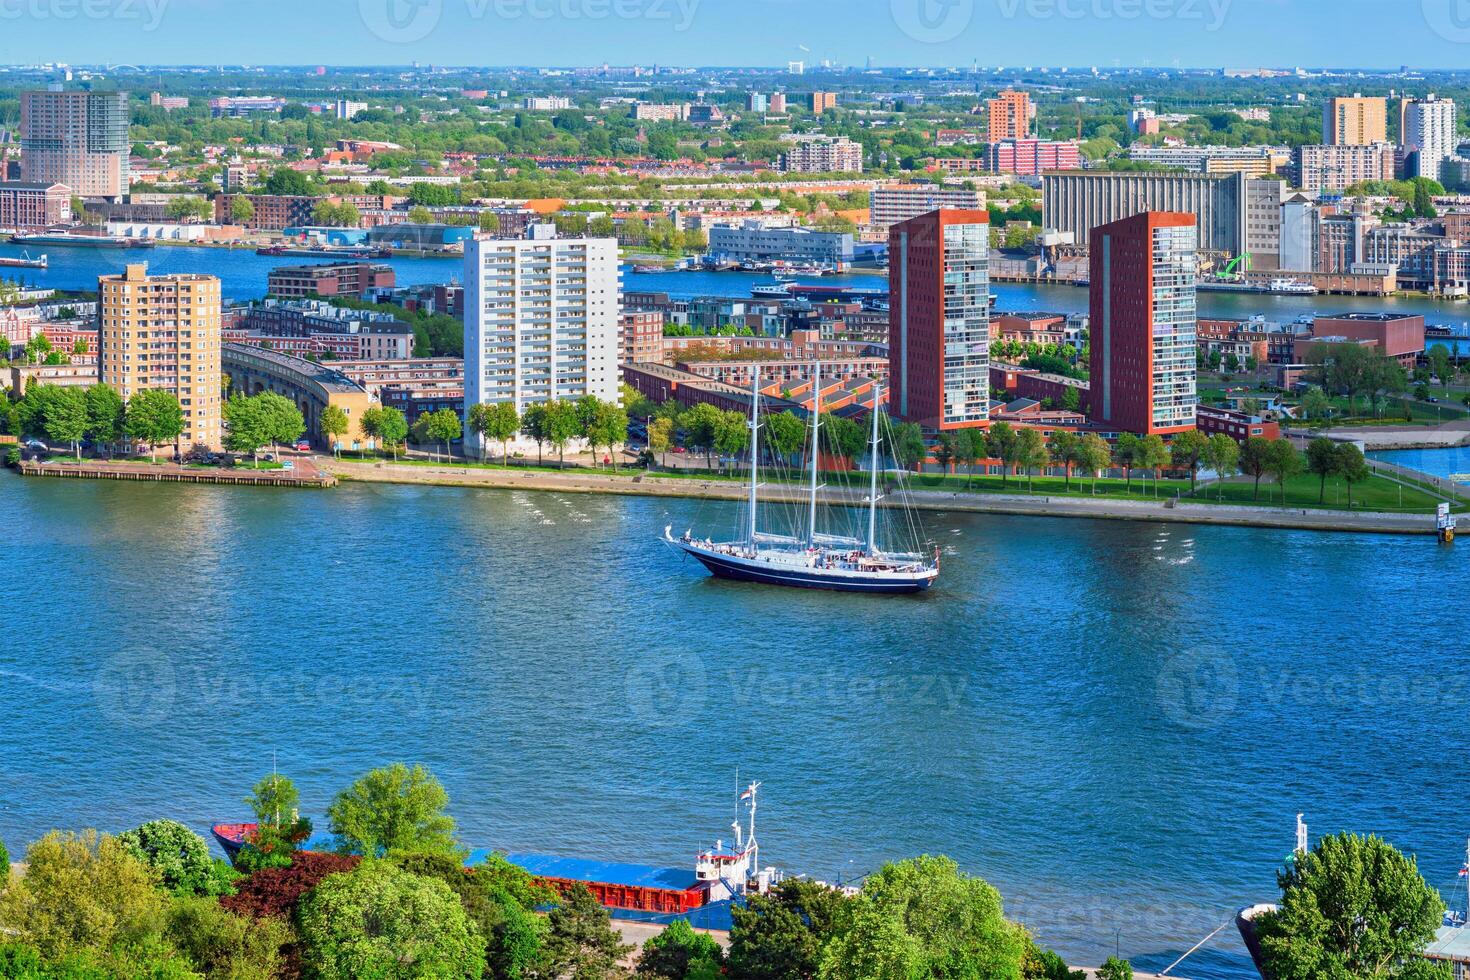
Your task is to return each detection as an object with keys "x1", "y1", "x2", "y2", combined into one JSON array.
[
  {"x1": 22, "y1": 439, "x2": 46, "y2": 451},
  {"x1": 294, "y1": 440, "x2": 311, "y2": 452}
]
